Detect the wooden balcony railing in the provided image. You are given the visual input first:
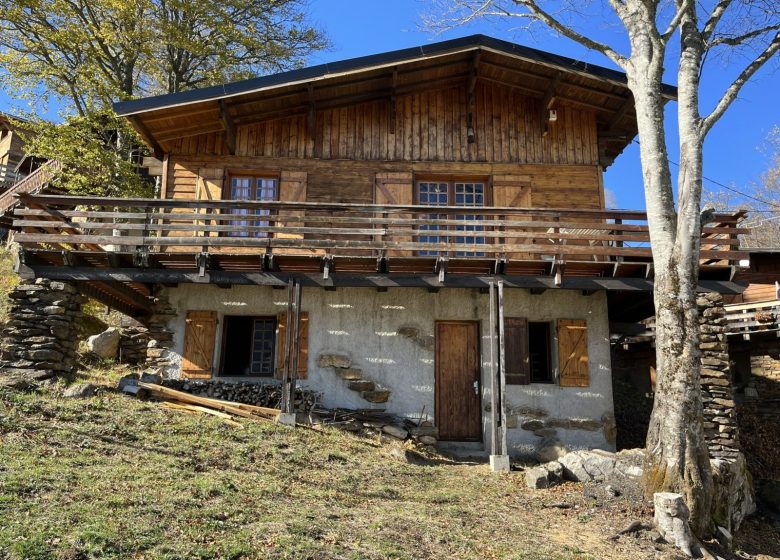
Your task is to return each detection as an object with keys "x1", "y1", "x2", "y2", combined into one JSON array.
[{"x1": 11, "y1": 194, "x2": 748, "y2": 267}]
